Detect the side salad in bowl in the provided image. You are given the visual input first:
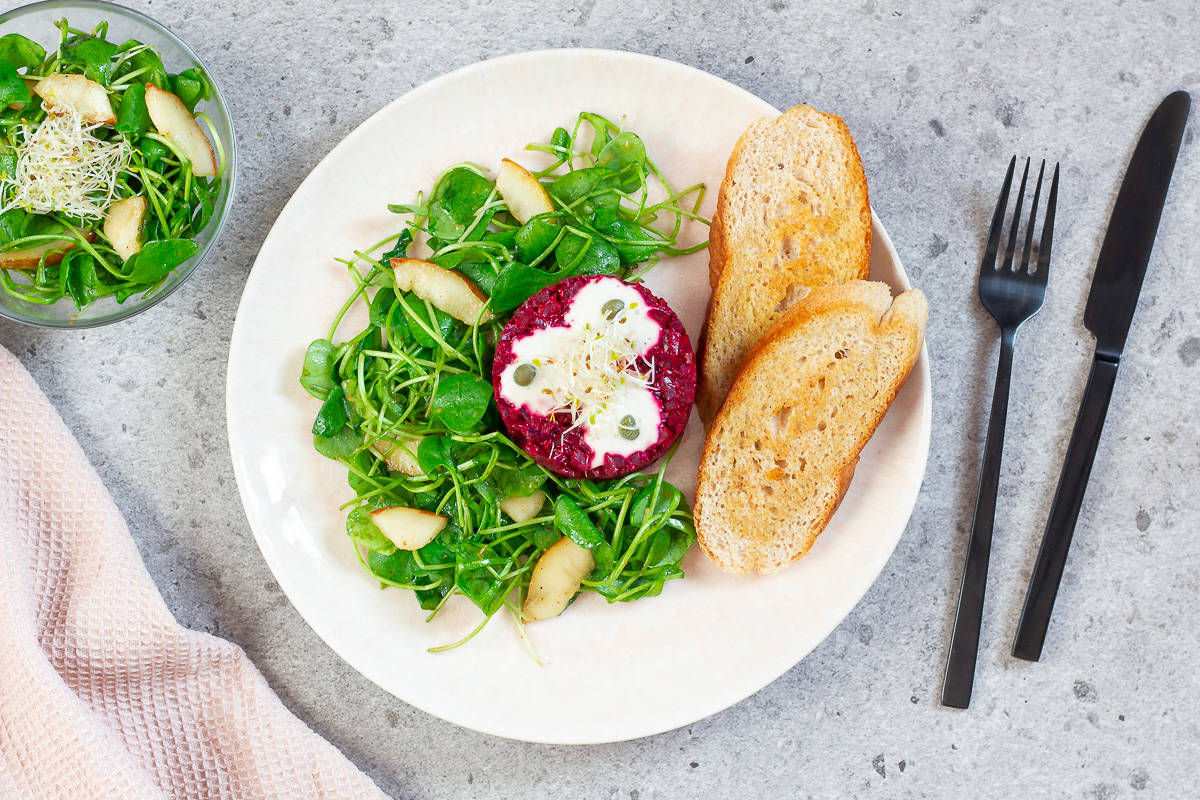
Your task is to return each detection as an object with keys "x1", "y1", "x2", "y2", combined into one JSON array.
[
  {"x1": 0, "y1": 9, "x2": 232, "y2": 326},
  {"x1": 300, "y1": 112, "x2": 707, "y2": 652}
]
